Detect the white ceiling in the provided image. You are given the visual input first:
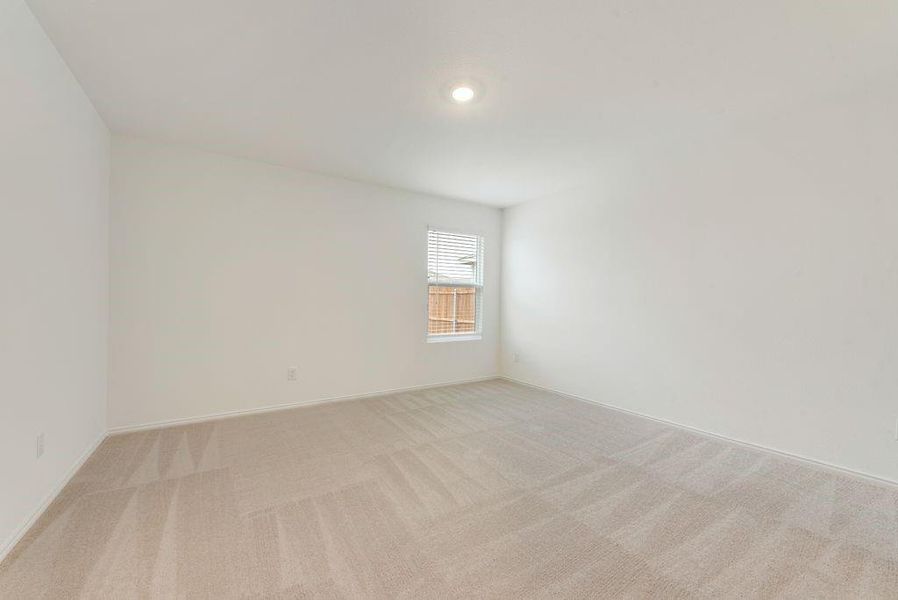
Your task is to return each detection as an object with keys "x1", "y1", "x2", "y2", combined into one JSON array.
[{"x1": 26, "y1": 0, "x2": 898, "y2": 206}]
